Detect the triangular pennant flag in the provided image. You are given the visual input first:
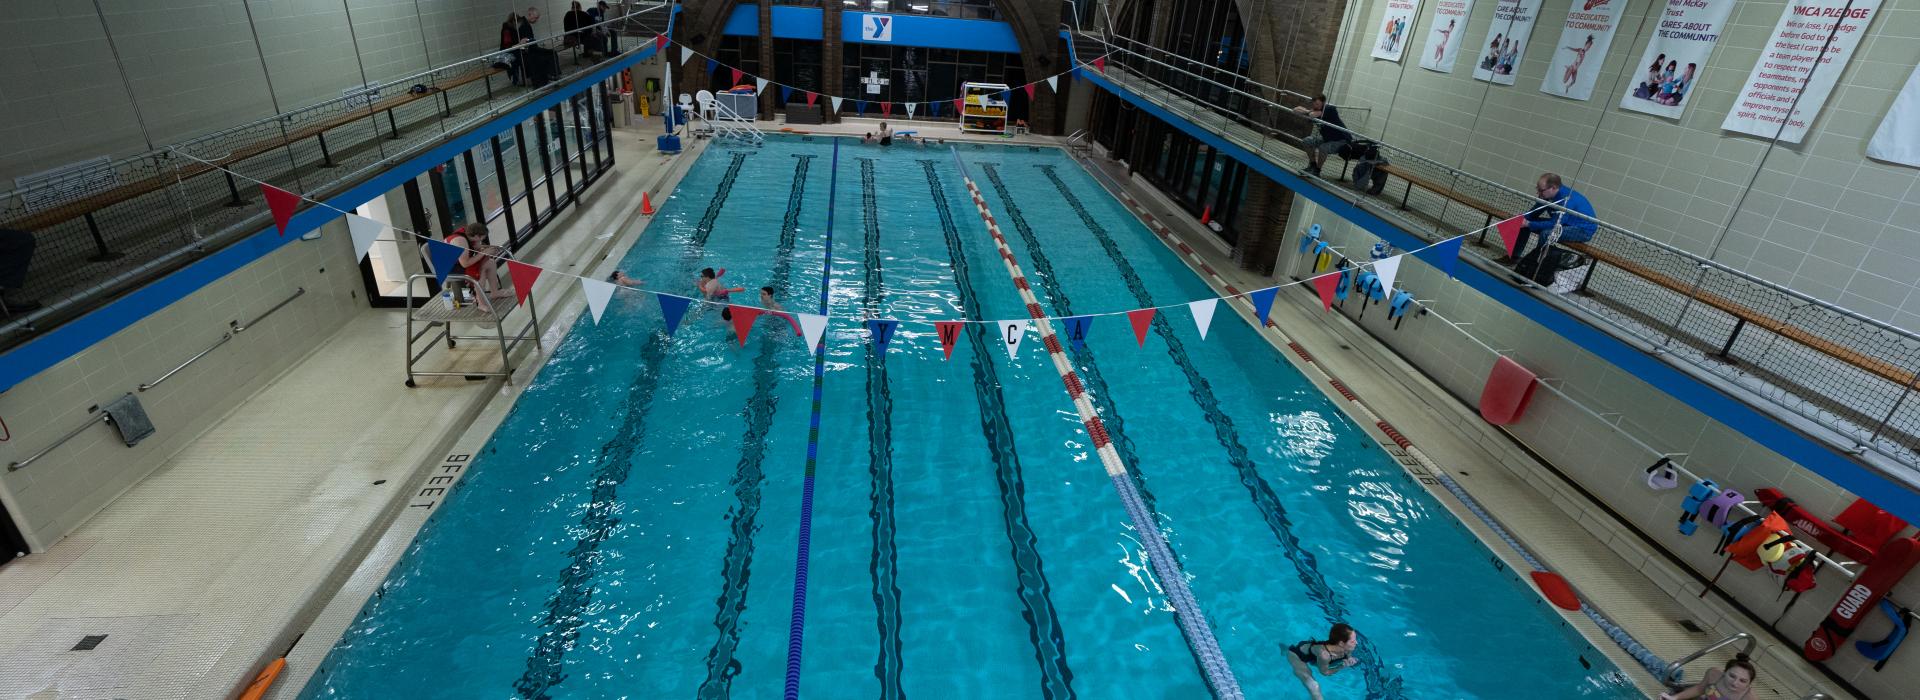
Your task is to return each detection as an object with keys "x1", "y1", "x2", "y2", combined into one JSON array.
[
  {"x1": 905, "y1": 102, "x2": 917, "y2": 117},
  {"x1": 657, "y1": 293, "x2": 692, "y2": 335},
  {"x1": 729, "y1": 305, "x2": 762, "y2": 347},
  {"x1": 1248, "y1": 287, "x2": 1279, "y2": 323},
  {"x1": 261, "y1": 184, "x2": 301, "y2": 235},
  {"x1": 1374, "y1": 255, "x2": 1403, "y2": 299},
  {"x1": 855, "y1": 100, "x2": 867, "y2": 115},
  {"x1": 756, "y1": 77, "x2": 768, "y2": 92},
  {"x1": 1496, "y1": 216, "x2": 1525, "y2": 256},
  {"x1": 655, "y1": 34, "x2": 667, "y2": 52},
  {"x1": 1127, "y1": 308, "x2": 1156, "y2": 346},
  {"x1": 705, "y1": 58, "x2": 718, "y2": 75},
  {"x1": 346, "y1": 213, "x2": 383, "y2": 262},
  {"x1": 680, "y1": 46, "x2": 693, "y2": 65},
  {"x1": 798, "y1": 313, "x2": 828, "y2": 350},
  {"x1": 1000, "y1": 319, "x2": 1028, "y2": 358},
  {"x1": 927, "y1": 101, "x2": 940, "y2": 117},
  {"x1": 1046, "y1": 75, "x2": 1058, "y2": 92},
  {"x1": 1024, "y1": 83, "x2": 1036, "y2": 99},
  {"x1": 1062, "y1": 315, "x2": 1093, "y2": 349},
  {"x1": 425, "y1": 239, "x2": 464, "y2": 286},
  {"x1": 1312, "y1": 272, "x2": 1340, "y2": 311},
  {"x1": 1415, "y1": 236, "x2": 1466, "y2": 279},
  {"x1": 997, "y1": 90, "x2": 1010, "y2": 103},
  {"x1": 581, "y1": 278, "x2": 615, "y2": 323},
  {"x1": 866, "y1": 319, "x2": 899, "y2": 353},
  {"x1": 781, "y1": 85, "x2": 794, "y2": 103},
  {"x1": 830, "y1": 96, "x2": 844, "y2": 113},
  {"x1": 507, "y1": 260, "x2": 542, "y2": 307},
  {"x1": 881, "y1": 102, "x2": 893, "y2": 117},
  {"x1": 953, "y1": 97, "x2": 964, "y2": 114},
  {"x1": 1094, "y1": 56, "x2": 1106, "y2": 72},
  {"x1": 935, "y1": 321, "x2": 963, "y2": 360},
  {"x1": 730, "y1": 68, "x2": 742, "y2": 85},
  {"x1": 1188, "y1": 299, "x2": 1217, "y2": 339},
  {"x1": 806, "y1": 91, "x2": 818, "y2": 106}
]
